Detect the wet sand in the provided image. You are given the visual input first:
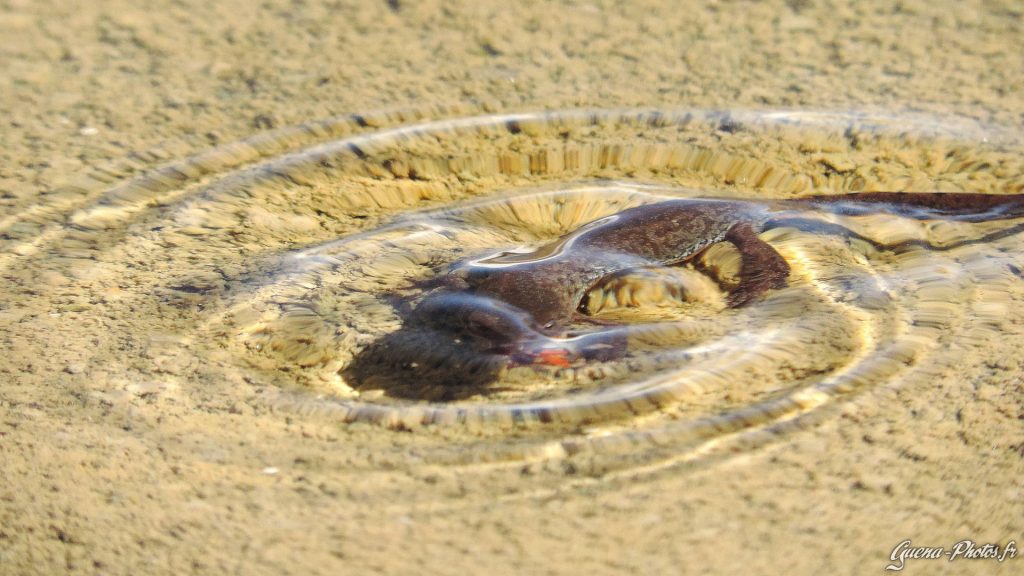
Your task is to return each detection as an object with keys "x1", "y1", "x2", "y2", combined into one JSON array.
[{"x1": 2, "y1": 1, "x2": 1023, "y2": 574}]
